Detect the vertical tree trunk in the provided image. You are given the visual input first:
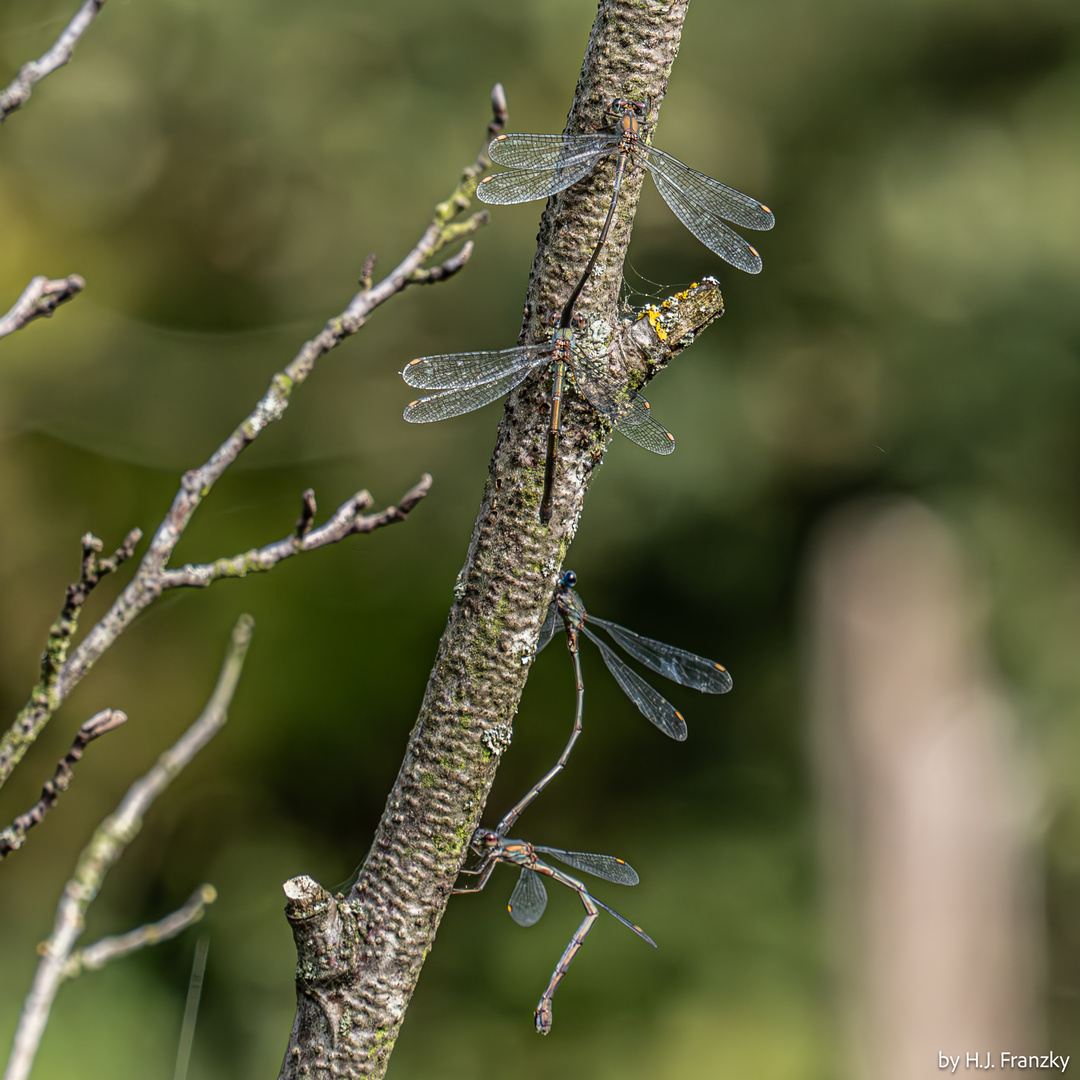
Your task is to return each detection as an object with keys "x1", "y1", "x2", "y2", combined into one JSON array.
[
  {"x1": 276, "y1": 3, "x2": 724, "y2": 1076},
  {"x1": 807, "y1": 500, "x2": 1041, "y2": 1080}
]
